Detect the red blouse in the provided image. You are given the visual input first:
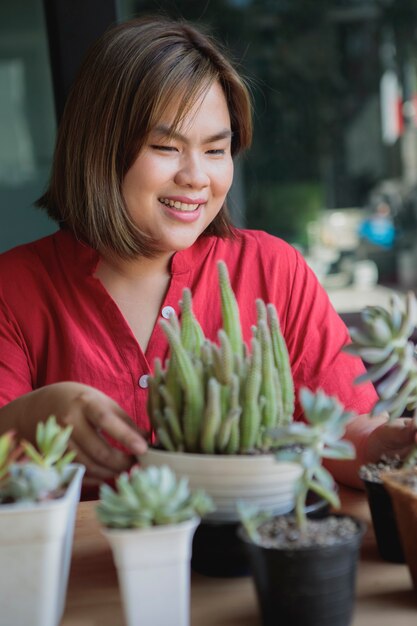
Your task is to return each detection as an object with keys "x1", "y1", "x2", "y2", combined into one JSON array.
[{"x1": 0, "y1": 228, "x2": 377, "y2": 434}]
